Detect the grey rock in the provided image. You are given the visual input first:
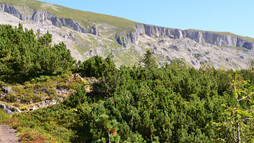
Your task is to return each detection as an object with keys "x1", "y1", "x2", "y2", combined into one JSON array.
[
  {"x1": 226, "y1": 58, "x2": 232, "y2": 63},
  {"x1": 135, "y1": 24, "x2": 145, "y2": 35},
  {"x1": 242, "y1": 41, "x2": 253, "y2": 50},
  {"x1": 32, "y1": 10, "x2": 48, "y2": 23},
  {"x1": 0, "y1": 103, "x2": 20, "y2": 114},
  {"x1": 158, "y1": 39, "x2": 165, "y2": 43},
  {"x1": 191, "y1": 61, "x2": 196, "y2": 65},
  {"x1": 41, "y1": 88, "x2": 54, "y2": 96},
  {"x1": 116, "y1": 32, "x2": 139, "y2": 47},
  {"x1": 64, "y1": 34, "x2": 68, "y2": 38},
  {"x1": 32, "y1": 10, "x2": 88, "y2": 33},
  {"x1": 37, "y1": 28, "x2": 44, "y2": 33},
  {"x1": 0, "y1": 3, "x2": 23, "y2": 20},
  {"x1": 90, "y1": 24, "x2": 100, "y2": 36},
  {"x1": 0, "y1": 103, "x2": 5, "y2": 109},
  {"x1": 69, "y1": 33, "x2": 74, "y2": 38},
  {"x1": 205, "y1": 51, "x2": 210, "y2": 55},
  {"x1": 136, "y1": 24, "x2": 254, "y2": 50},
  {"x1": 2, "y1": 86, "x2": 12, "y2": 94},
  {"x1": 16, "y1": 108, "x2": 21, "y2": 113},
  {"x1": 0, "y1": 4, "x2": 99, "y2": 36},
  {"x1": 28, "y1": 99, "x2": 57, "y2": 112},
  {"x1": 41, "y1": 88, "x2": 48, "y2": 93},
  {"x1": 169, "y1": 45, "x2": 179, "y2": 51},
  {"x1": 166, "y1": 56, "x2": 171, "y2": 61},
  {"x1": 142, "y1": 24, "x2": 183, "y2": 39},
  {"x1": 3, "y1": 108, "x2": 12, "y2": 114}
]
